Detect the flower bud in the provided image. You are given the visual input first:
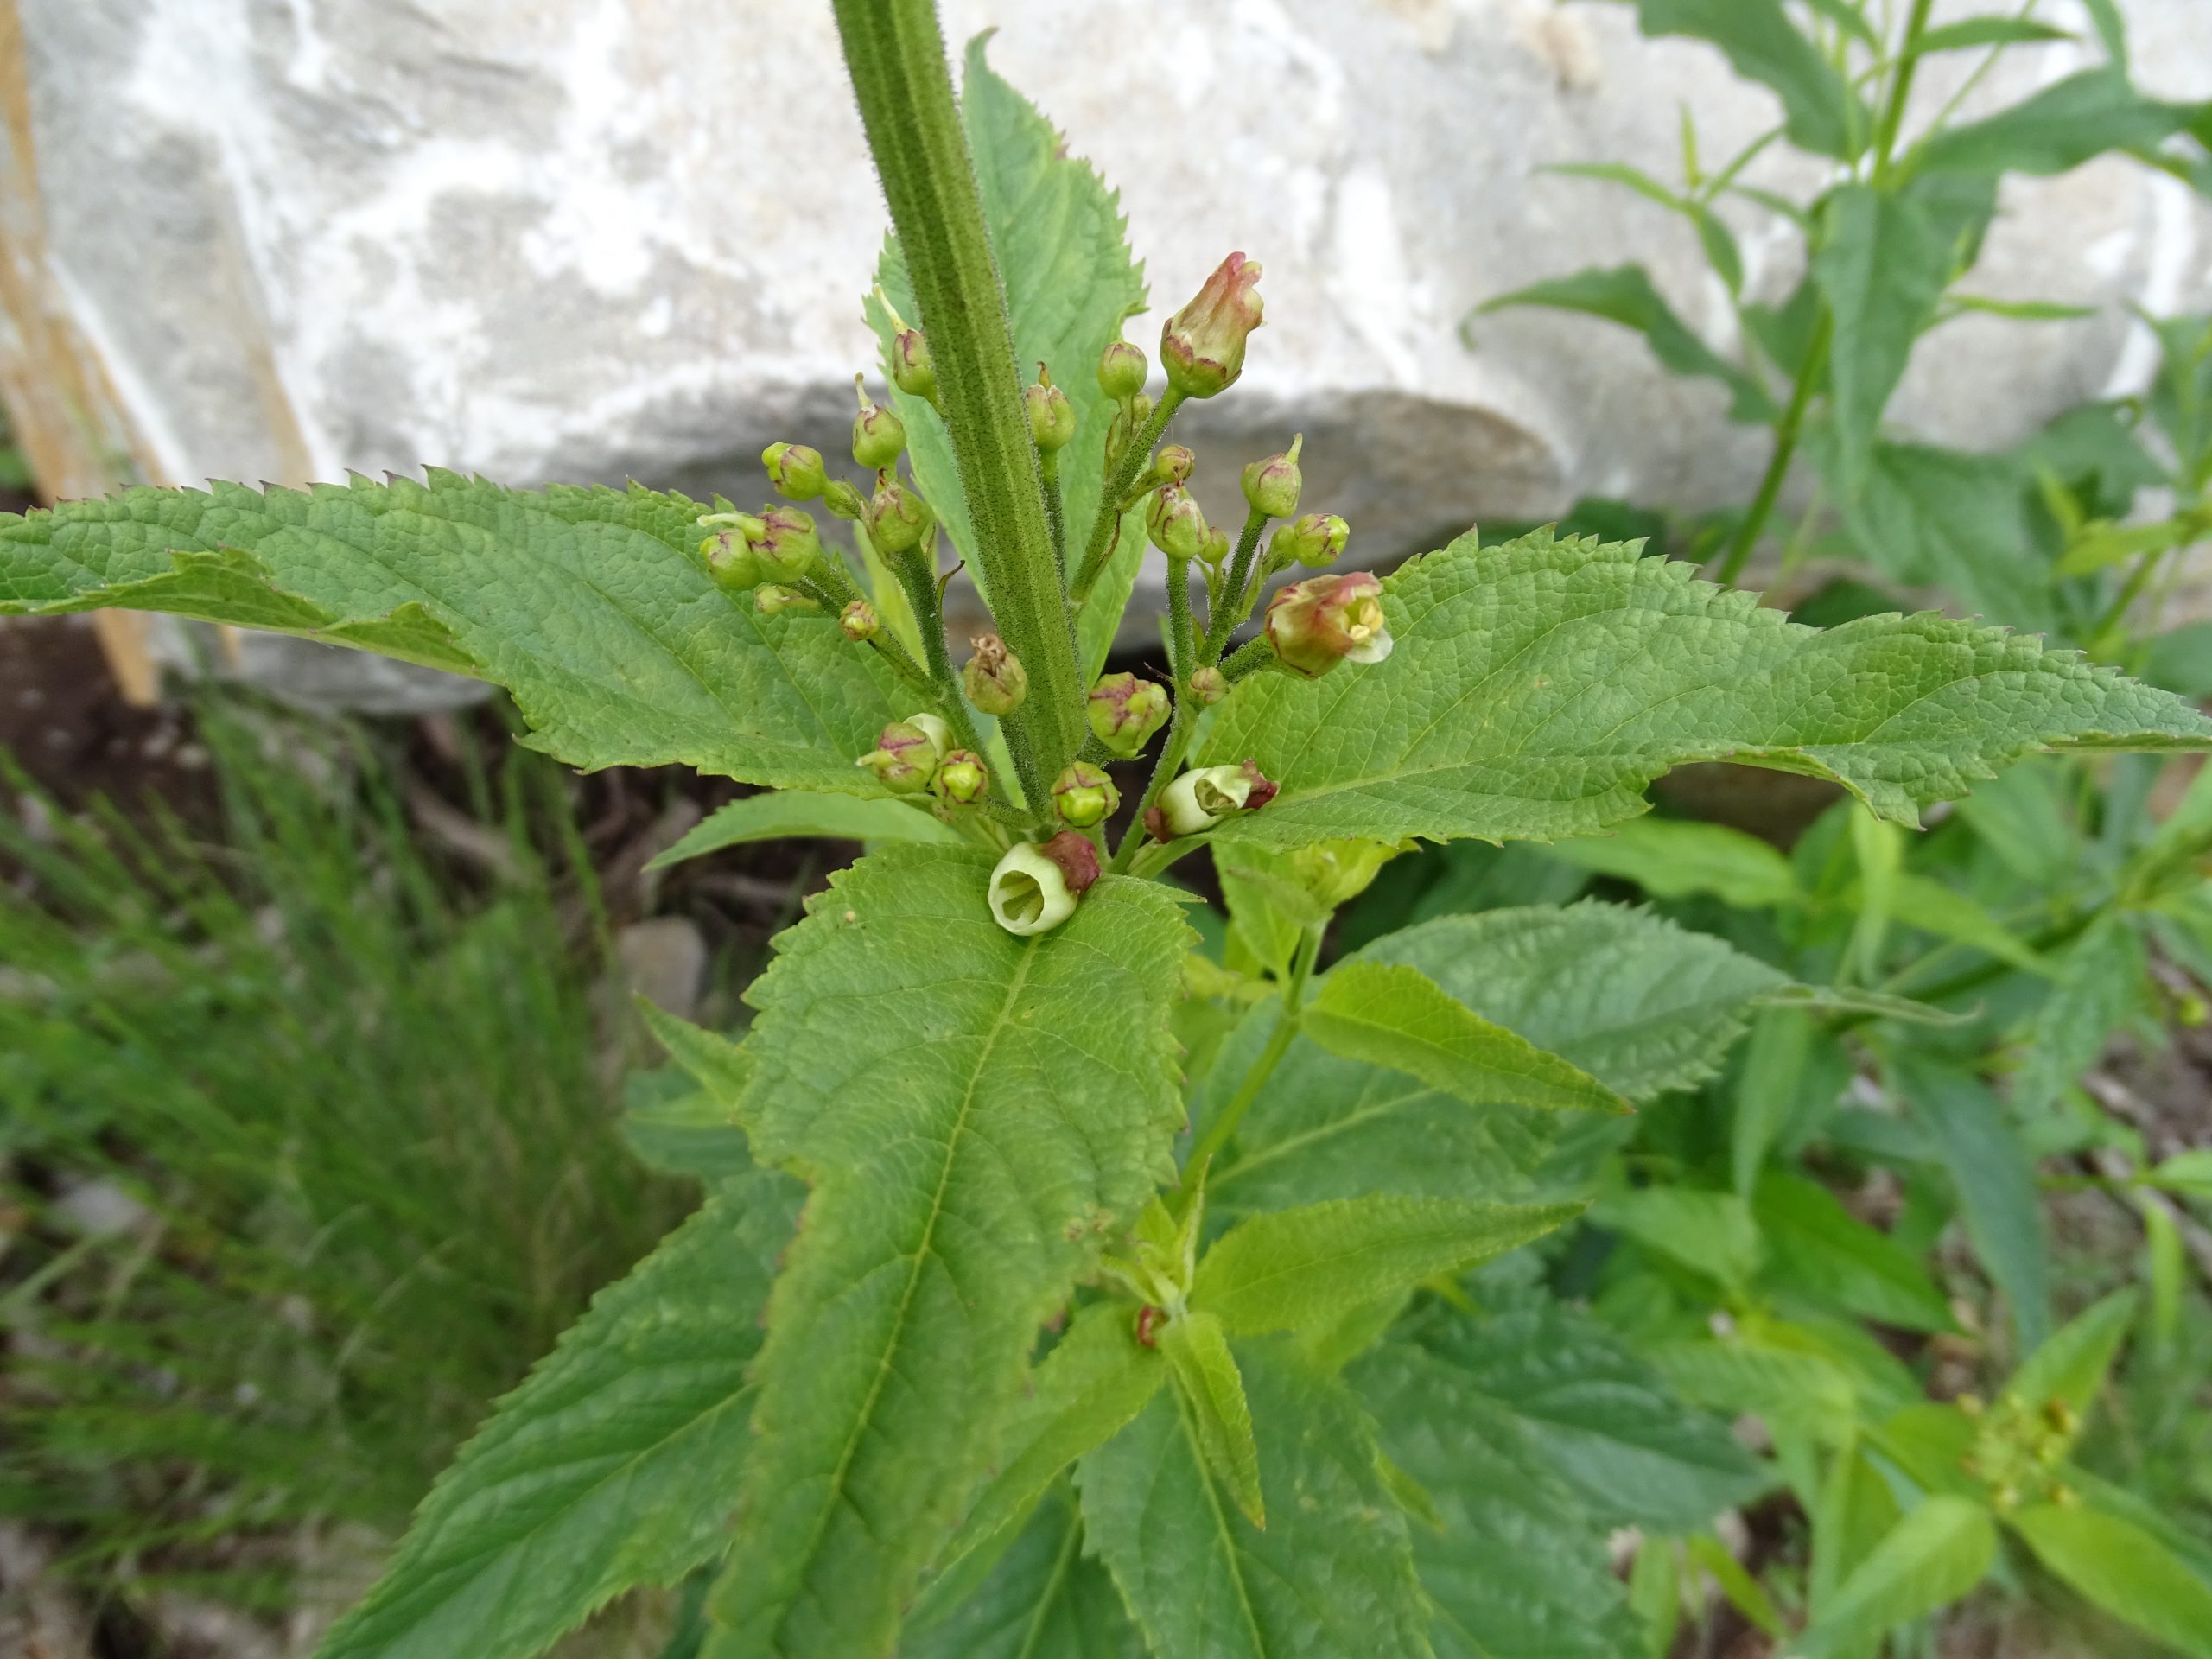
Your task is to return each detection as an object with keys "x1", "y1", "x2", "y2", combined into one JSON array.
[
  {"x1": 754, "y1": 584, "x2": 819, "y2": 616},
  {"x1": 1025, "y1": 370, "x2": 1077, "y2": 454},
  {"x1": 1052, "y1": 760, "x2": 1119, "y2": 829},
  {"x1": 1189, "y1": 665, "x2": 1227, "y2": 706},
  {"x1": 1265, "y1": 570, "x2": 1393, "y2": 678},
  {"x1": 1145, "y1": 484, "x2": 1209, "y2": 563},
  {"x1": 961, "y1": 633, "x2": 1028, "y2": 715},
  {"x1": 1269, "y1": 512, "x2": 1350, "y2": 571},
  {"x1": 988, "y1": 833, "x2": 1100, "y2": 937},
  {"x1": 1086, "y1": 672, "x2": 1171, "y2": 758},
  {"x1": 1242, "y1": 434, "x2": 1304, "y2": 519},
  {"x1": 852, "y1": 377, "x2": 906, "y2": 469},
  {"x1": 1158, "y1": 761, "x2": 1272, "y2": 837},
  {"x1": 1200, "y1": 525, "x2": 1230, "y2": 569},
  {"x1": 892, "y1": 327, "x2": 936, "y2": 403},
  {"x1": 699, "y1": 529, "x2": 763, "y2": 593},
  {"x1": 822, "y1": 478, "x2": 867, "y2": 521},
  {"x1": 908, "y1": 713, "x2": 952, "y2": 760},
  {"x1": 1161, "y1": 252, "x2": 1263, "y2": 399},
  {"x1": 856, "y1": 720, "x2": 940, "y2": 793},
  {"x1": 1098, "y1": 338, "x2": 1147, "y2": 400},
  {"x1": 763, "y1": 442, "x2": 827, "y2": 500},
  {"x1": 748, "y1": 505, "x2": 821, "y2": 582},
  {"x1": 1288, "y1": 838, "x2": 1400, "y2": 908},
  {"x1": 866, "y1": 475, "x2": 932, "y2": 557},
  {"x1": 932, "y1": 748, "x2": 990, "y2": 805},
  {"x1": 840, "y1": 599, "x2": 880, "y2": 643}
]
